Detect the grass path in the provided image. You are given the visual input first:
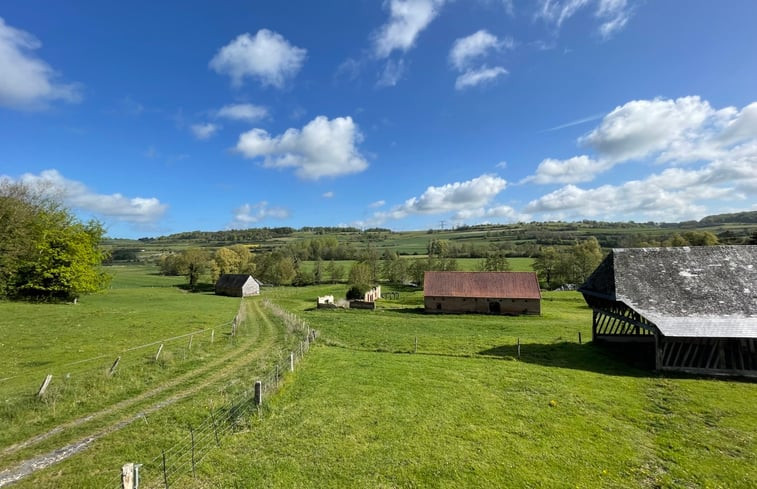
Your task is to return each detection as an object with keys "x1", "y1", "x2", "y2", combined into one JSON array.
[{"x1": 0, "y1": 299, "x2": 286, "y2": 487}]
